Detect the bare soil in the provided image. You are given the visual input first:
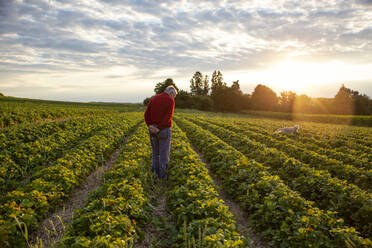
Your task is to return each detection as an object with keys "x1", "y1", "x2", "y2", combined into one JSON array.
[
  {"x1": 29, "y1": 135, "x2": 132, "y2": 247},
  {"x1": 190, "y1": 144, "x2": 272, "y2": 248}
]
